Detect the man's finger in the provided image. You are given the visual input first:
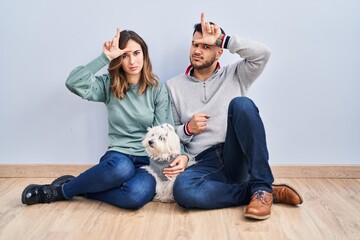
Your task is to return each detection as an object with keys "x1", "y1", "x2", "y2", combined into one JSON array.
[
  {"x1": 194, "y1": 113, "x2": 210, "y2": 118},
  {"x1": 169, "y1": 159, "x2": 180, "y2": 167},
  {"x1": 200, "y1": 12, "x2": 205, "y2": 26},
  {"x1": 205, "y1": 22, "x2": 211, "y2": 33},
  {"x1": 164, "y1": 169, "x2": 184, "y2": 175},
  {"x1": 163, "y1": 164, "x2": 185, "y2": 172}
]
